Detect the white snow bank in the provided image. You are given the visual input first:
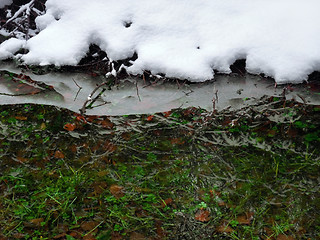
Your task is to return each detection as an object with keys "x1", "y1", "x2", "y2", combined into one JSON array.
[
  {"x1": 0, "y1": 38, "x2": 25, "y2": 60},
  {"x1": 0, "y1": 0, "x2": 12, "y2": 9},
  {"x1": 1, "y1": 0, "x2": 320, "y2": 83}
]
